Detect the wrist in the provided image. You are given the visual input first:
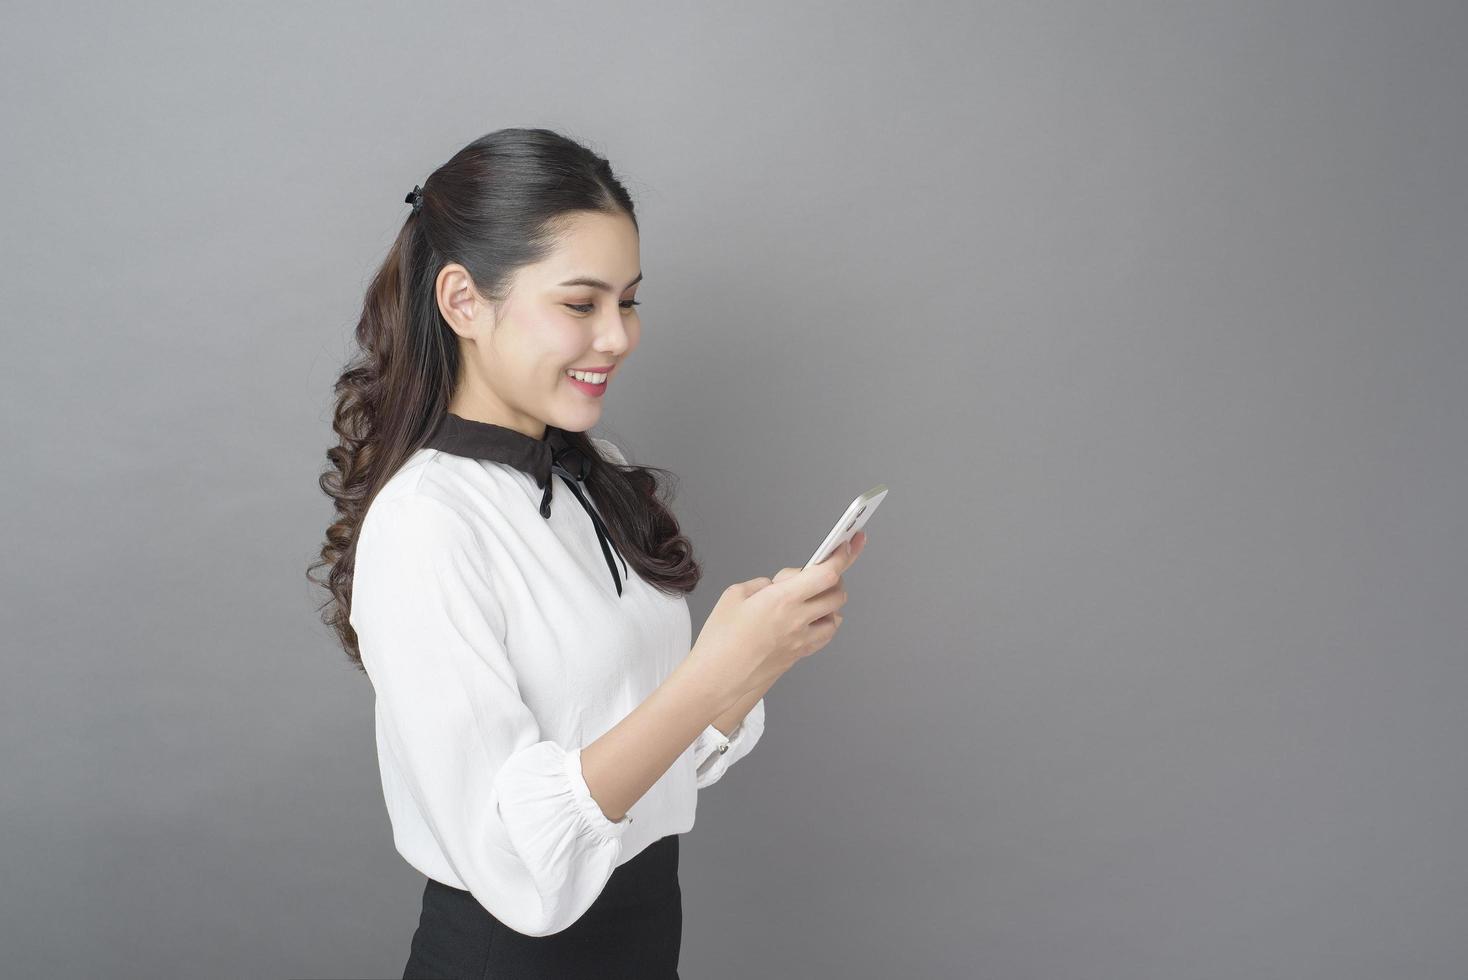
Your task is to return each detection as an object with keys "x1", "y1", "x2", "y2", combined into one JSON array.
[{"x1": 670, "y1": 657, "x2": 739, "y2": 726}]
